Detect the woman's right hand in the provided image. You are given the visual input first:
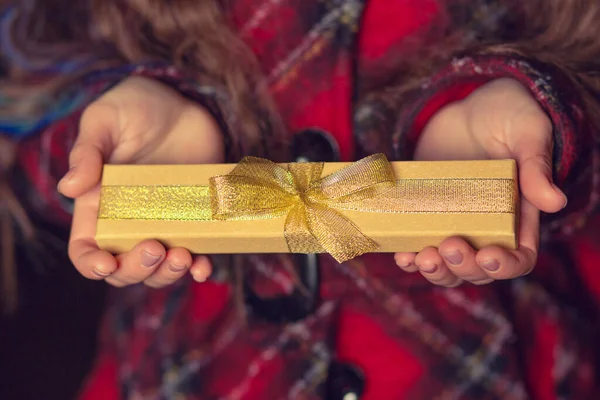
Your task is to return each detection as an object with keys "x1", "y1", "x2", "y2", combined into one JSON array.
[{"x1": 58, "y1": 77, "x2": 224, "y2": 288}]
